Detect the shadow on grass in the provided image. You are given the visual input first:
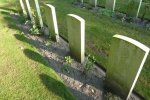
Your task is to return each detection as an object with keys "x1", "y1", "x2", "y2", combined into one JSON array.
[
  {"x1": 0, "y1": 9, "x2": 26, "y2": 32},
  {"x1": 3, "y1": 8, "x2": 104, "y2": 100},
  {"x1": 14, "y1": 34, "x2": 31, "y2": 45},
  {"x1": 23, "y1": 49, "x2": 48, "y2": 67},
  {"x1": 40, "y1": 74, "x2": 75, "y2": 100}
]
